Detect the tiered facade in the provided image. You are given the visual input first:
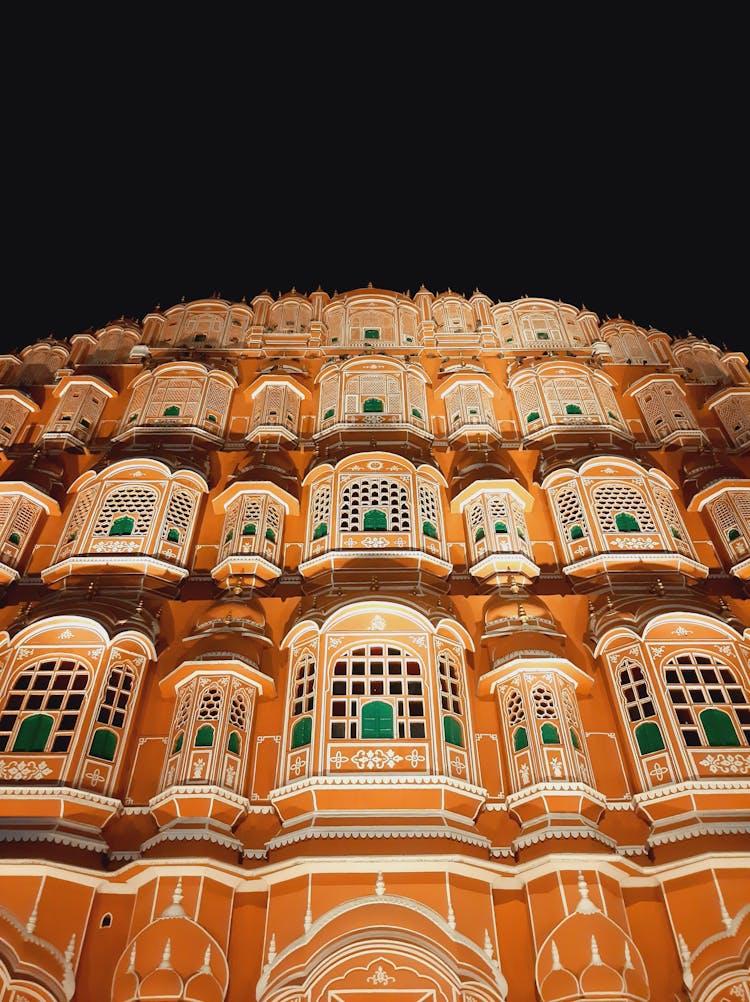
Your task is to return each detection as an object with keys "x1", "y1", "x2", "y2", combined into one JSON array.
[{"x1": 0, "y1": 287, "x2": 748, "y2": 1001}]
